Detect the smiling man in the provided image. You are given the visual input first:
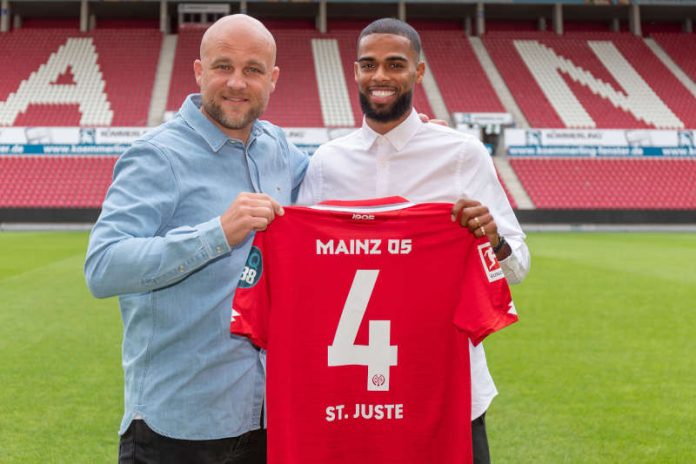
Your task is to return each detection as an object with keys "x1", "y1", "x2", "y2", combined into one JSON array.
[
  {"x1": 298, "y1": 18, "x2": 530, "y2": 463},
  {"x1": 86, "y1": 14, "x2": 307, "y2": 464},
  {"x1": 355, "y1": 31, "x2": 422, "y2": 127},
  {"x1": 194, "y1": 17, "x2": 279, "y2": 142}
]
